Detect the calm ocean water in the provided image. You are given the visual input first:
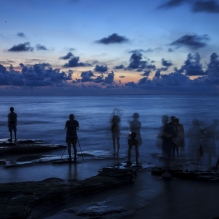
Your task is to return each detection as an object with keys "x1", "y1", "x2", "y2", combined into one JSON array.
[{"x1": 0, "y1": 94, "x2": 219, "y2": 157}]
